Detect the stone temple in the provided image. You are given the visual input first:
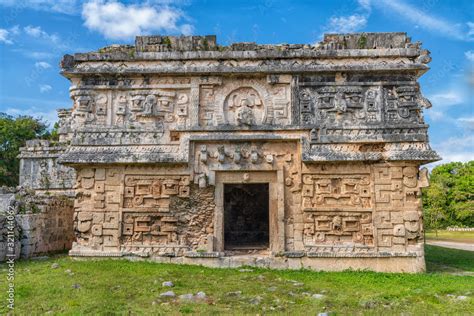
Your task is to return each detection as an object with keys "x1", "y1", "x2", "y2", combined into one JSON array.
[{"x1": 20, "y1": 32, "x2": 441, "y2": 272}]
